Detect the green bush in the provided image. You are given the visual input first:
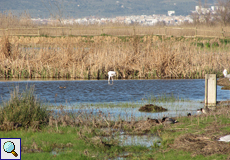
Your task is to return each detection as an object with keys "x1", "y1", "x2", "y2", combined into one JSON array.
[
  {"x1": 0, "y1": 85, "x2": 49, "y2": 128},
  {"x1": 211, "y1": 42, "x2": 219, "y2": 47},
  {"x1": 205, "y1": 42, "x2": 210, "y2": 48}
]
